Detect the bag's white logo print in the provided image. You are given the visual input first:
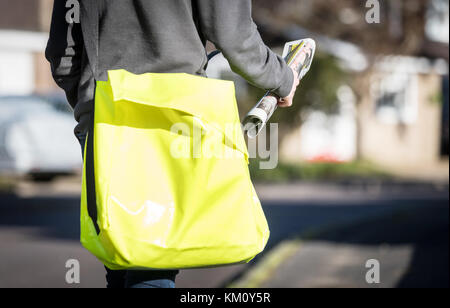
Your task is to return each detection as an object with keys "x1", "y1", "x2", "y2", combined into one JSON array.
[{"x1": 110, "y1": 196, "x2": 173, "y2": 226}]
